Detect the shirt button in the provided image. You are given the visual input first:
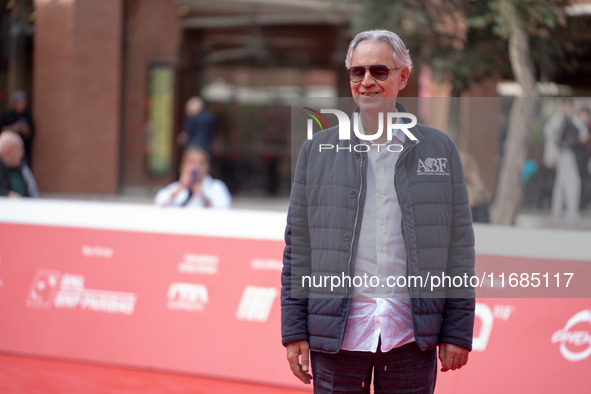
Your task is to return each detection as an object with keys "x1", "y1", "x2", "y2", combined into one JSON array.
[
  {"x1": 350, "y1": 190, "x2": 357, "y2": 198},
  {"x1": 343, "y1": 233, "x2": 351, "y2": 242},
  {"x1": 354, "y1": 152, "x2": 360, "y2": 159}
]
